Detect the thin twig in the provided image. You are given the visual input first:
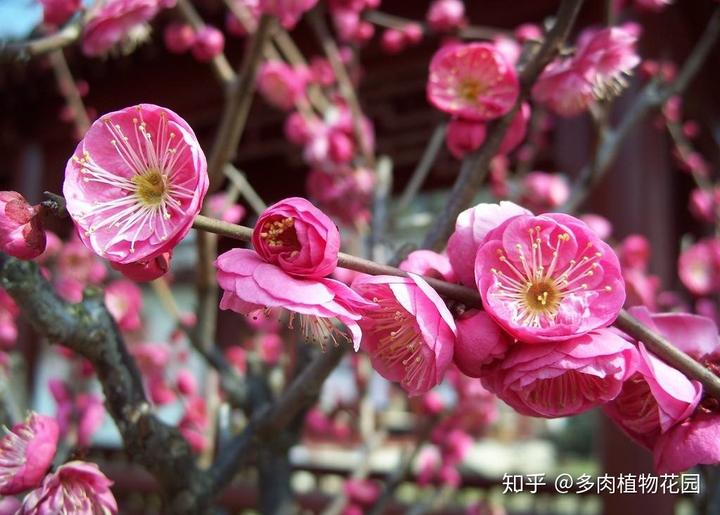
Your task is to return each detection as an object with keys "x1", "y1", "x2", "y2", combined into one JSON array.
[
  {"x1": 206, "y1": 15, "x2": 274, "y2": 192},
  {"x1": 0, "y1": 22, "x2": 81, "y2": 61},
  {"x1": 48, "y1": 48, "x2": 91, "y2": 134},
  {"x1": 396, "y1": 123, "x2": 447, "y2": 213},
  {"x1": 224, "y1": 164, "x2": 267, "y2": 215}
]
